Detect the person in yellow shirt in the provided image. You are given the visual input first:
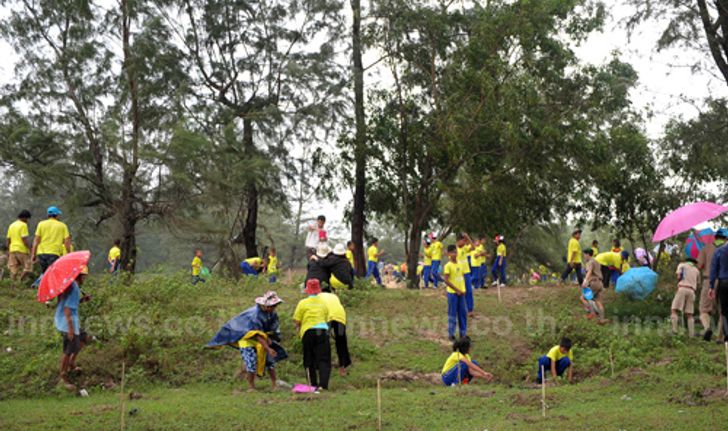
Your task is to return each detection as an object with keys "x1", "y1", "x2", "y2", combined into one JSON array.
[
  {"x1": 595, "y1": 250, "x2": 628, "y2": 288},
  {"x1": 345, "y1": 241, "x2": 355, "y2": 274},
  {"x1": 429, "y1": 234, "x2": 443, "y2": 288},
  {"x1": 365, "y1": 238, "x2": 384, "y2": 285},
  {"x1": 293, "y1": 279, "x2": 331, "y2": 389},
  {"x1": 422, "y1": 238, "x2": 433, "y2": 288},
  {"x1": 320, "y1": 291, "x2": 351, "y2": 376},
  {"x1": 591, "y1": 240, "x2": 599, "y2": 256},
  {"x1": 456, "y1": 233, "x2": 475, "y2": 315},
  {"x1": 267, "y1": 247, "x2": 279, "y2": 284},
  {"x1": 561, "y1": 229, "x2": 584, "y2": 285},
  {"x1": 6, "y1": 210, "x2": 32, "y2": 281},
  {"x1": 490, "y1": 235, "x2": 507, "y2": 287},
  {"x1": 443, "y1": 245, "x2": 467, "y2": 340},
  {"x1": 470, "y1": 237, "x2": 487, "y2": 289},
  {"x1": 240, "y1": 256, "x2": 263, "y2": 277},
  {"x1": 108, "y1": 239, "x2": 122, "y2": 274},
  {"x1": 441, "y1": 336, "x2": 493, "y2": 386},
  {"x1": 191, "y1": 249, "x2": 205, "y2": 285},
  {"x1": 537, "y1": 337, "x2": 573, "y2": 384},
  {"x1": 31, "y1": 206, "x2": 71, "y2": 274}
]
